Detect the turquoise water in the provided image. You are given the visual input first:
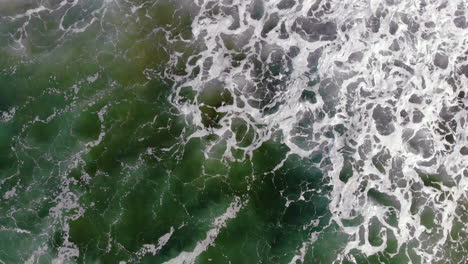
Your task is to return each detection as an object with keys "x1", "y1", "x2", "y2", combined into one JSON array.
[{"x1": 1, "y1": 0, "x2": 467, "y2": 263}]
